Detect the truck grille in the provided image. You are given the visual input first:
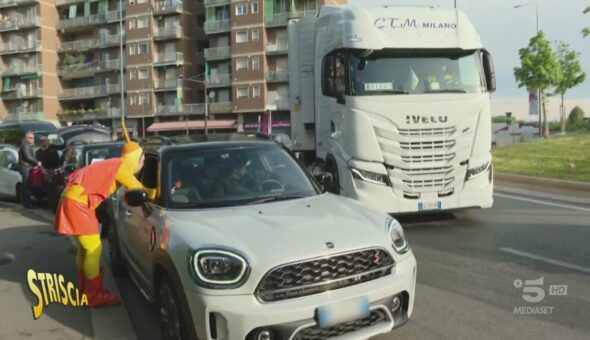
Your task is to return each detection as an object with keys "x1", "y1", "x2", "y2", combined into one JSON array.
[
  {"x1": 399, "y1": 140, "x2": 455, "y2": 151},
  {"x1": 398, "y1": 127, "x2": 456, "y2": 138},
  {"x1": 256, "y1": 248, "x2": 394, "y2": 302},
  {"x1": 292, "y1": 308, "x2": 388, "y2": 340}
]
